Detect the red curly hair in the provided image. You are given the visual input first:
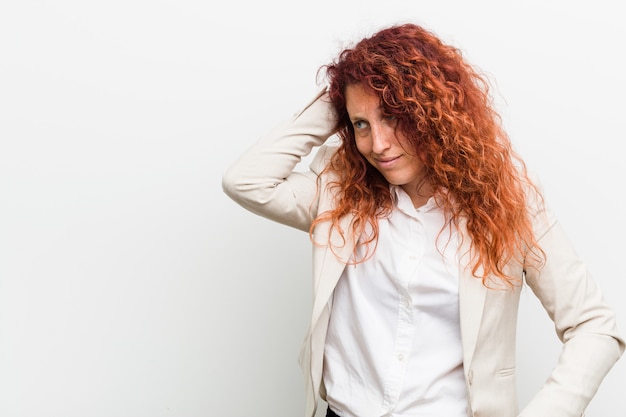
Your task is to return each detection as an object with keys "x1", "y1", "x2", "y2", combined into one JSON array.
[{"x1": 312, "y1": 23, "x2": 544, "y2": 286}]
